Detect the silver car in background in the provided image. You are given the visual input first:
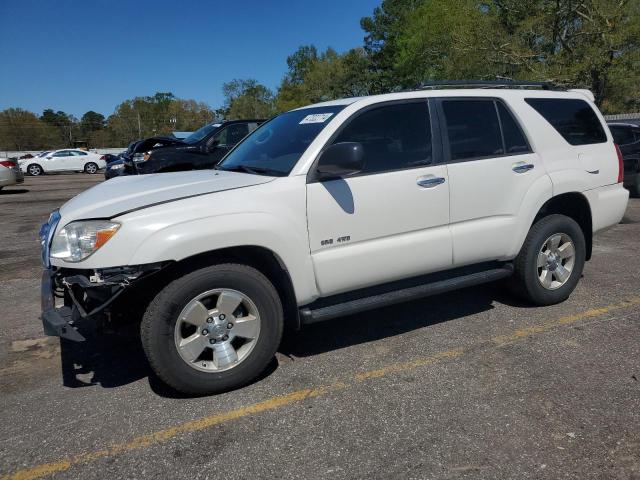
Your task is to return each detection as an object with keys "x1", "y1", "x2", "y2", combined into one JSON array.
[{"x1": 0, "y1": 158, "x2": 25, "y2": 191}]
